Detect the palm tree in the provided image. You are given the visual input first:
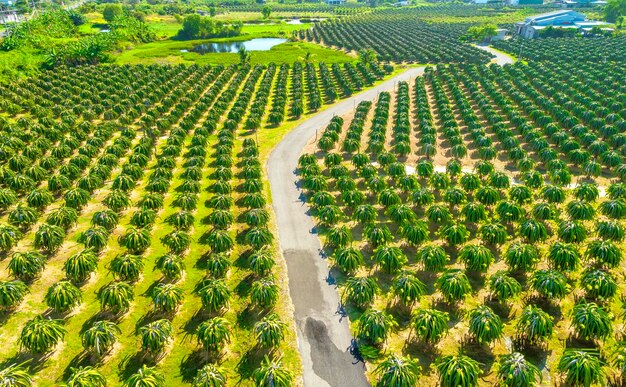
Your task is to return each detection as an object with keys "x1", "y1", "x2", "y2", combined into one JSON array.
[
  {"x1": 254, "y1": 313, "x2": 287, "y2": 348},
  {"x1": 374, "y1": 246, "x2": 407, "y2": 274},
  {"x1": 244, "y1": 227, "x2": 274, "y2": 250},
  {"x1": 162, "y1": 231, "x2": 191, "y2": 254},
  {"x1": 343, "y1": 276, "x2": 378, "y2": 308},
  {"x1": 253, "y1": 356, "x2": 293, "y2": 387},
  {"x1": 488, "y1": 271, "x2": 522, "y2": 302},
  {"x1": 557, "y1": 349, "x2": 604, "y2": 387},
  {"x1": 515, "y1": 305, "x2": 554, "y2": 347},
  {"x1": 64, "y1": 249, "x2": 99, "y2": 284},
  {"x1": 140, "y1": 319, "x2": 173, "y2": 356},
  {"x1": 0, "y1": 279, "x2": 28, "y2": 311},
  {"x1": 0, "y1": 363, "x2": 31, "y2": 386},
  {"x1": 357, "y1": 309, "x2": 397, "y2": 345},
  {"x1": 8, "y1": 251, "x2": 45, "y2": 281},
  {"x1": 243, "y1": 208, "x2": 269, "y2": 227},
  {"x1": 435, "y1": 354, "x2": 481, "y2": 387},
  {"x1": 20, "y1": 315, "x2": 66, "y2": 353},
  {"x1": 333, "y1": 247, "x2": 364, "y2": 274},
  {"x1": 571, "y1": 301, "x2": 612, "y2": 341},
  {"x1": 197, "y1": 317, "x2": 231, "y2": 352},
  {"x1": 417, "y1": 244, "x2": 448, "y2": 272},
  {"x1": 392, "y1": 271, "x2": 425, "y2": 307},
  {"x1": 65, "y1": 366, "x2": 106, "y2": 387},
  {"x1": 496, "y1": 352, "x2": 541, "y2": 387},
  {"x1": 192, "y1": 364, "x2": 226, "y2": 387},
  {"x1": 198, "y1": 279, "x2": 231, "y2": 312},
  {"x1": 468, "y1": 305, "x2": 503, "y2": 344},
  {"x1": 45, "y1": 281, "x2": 82, "y2": 313},
  {"x1": 152, "y1": 283, "x2": 184, "y2": 313},
  {"x1": 374, "y1": 354, "x2": 421, "y2": 387},
  {"x1": 411, "y1": 308, "x2": 449, "y2": 344},
  {"x1": 123, "y1": 365, "x2": 165, "y2": 387},
  {"x1": 459, "y1": 244, "x2": 493, "y2": 272},
  {"x1": 81, "y1": 320, "x2": 120, "y2": 356},
  {"x1": 110, "y1": 254, "x2": 144, "y2": 282},
  {"x1": 34, "y1": 224, "x2": 65, "y2": 252},
  {"x1": 436, "y1": 269, "x2": 472, "y2": 303},
  {"x1": 99, "y1": 281, "x2": 134, "y2": 314},
  {"x1": 250, "y1": 277, "x2": 279, "y2": 308}
]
